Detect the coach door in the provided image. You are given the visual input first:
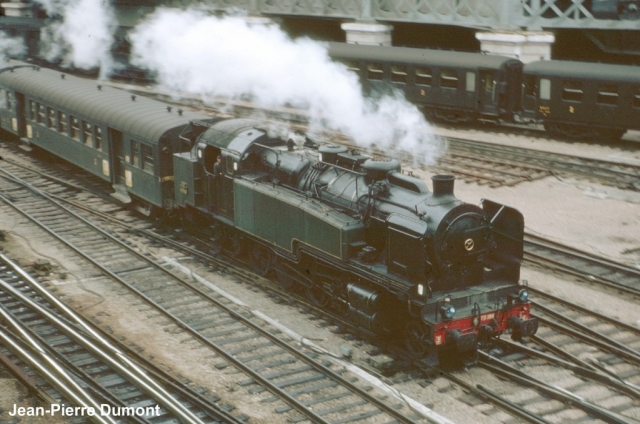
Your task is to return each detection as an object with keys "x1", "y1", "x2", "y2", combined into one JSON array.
[
  {"x1": 478, "y1": 70, "x2": 498, "y2": 115},
  {"x1": 109, "y1": 128, "x2": 125, "y2": 185},
  {"x1": 14, "y1": 92, "x2": 26, "y2": 137}
]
